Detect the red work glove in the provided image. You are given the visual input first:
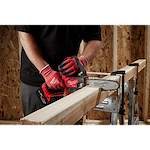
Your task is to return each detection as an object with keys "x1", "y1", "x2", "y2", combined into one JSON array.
[
  {"x1": 58, "y1": 55, "x2": 88, "y2": 77},
  {"x1": 40, "y1": 64, "x2": 65, "y2": 90}
]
